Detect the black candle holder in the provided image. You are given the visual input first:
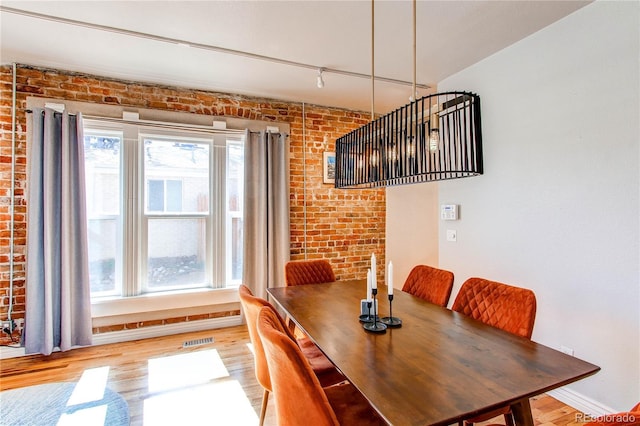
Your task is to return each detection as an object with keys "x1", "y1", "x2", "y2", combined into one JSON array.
[
  {"x1": 381, "y1": 293, "x2": 402, "y2": 327},
  {"x1": 358, "y1": 300, "x2": 373, "y2": 323},
  {"x1": 363, "y1": 288, "x2": 387, "y2": 333}
]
